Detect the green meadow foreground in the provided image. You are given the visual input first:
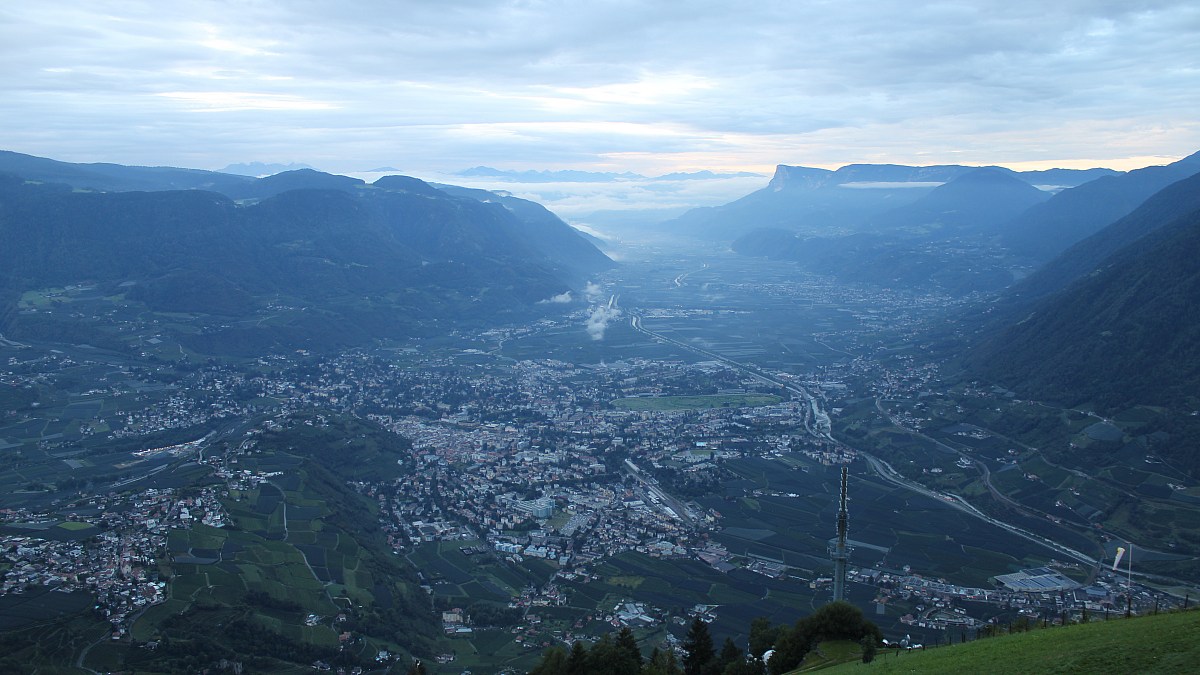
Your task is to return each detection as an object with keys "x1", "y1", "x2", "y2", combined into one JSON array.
[{"x1": 813, "y1": 609, "x2": 1200, "y2": 674}]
